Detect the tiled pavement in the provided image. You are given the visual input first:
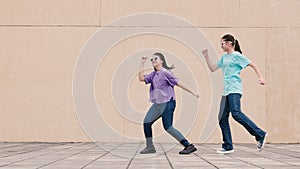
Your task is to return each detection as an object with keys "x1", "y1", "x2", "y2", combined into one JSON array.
[{"x1": 0, "y1": 143, "x2": 299, "y2": 169}]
